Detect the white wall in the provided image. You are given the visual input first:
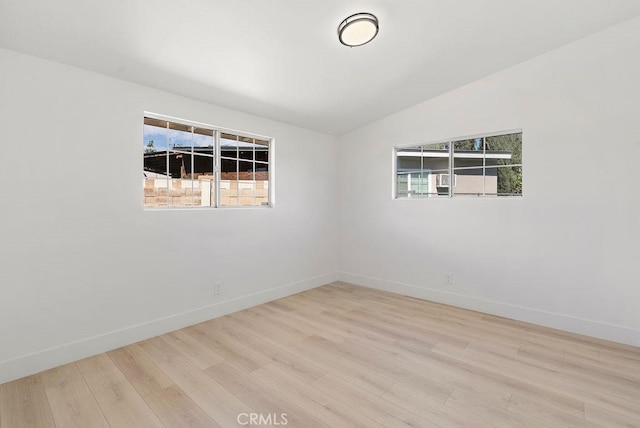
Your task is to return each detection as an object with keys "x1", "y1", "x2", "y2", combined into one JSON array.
[
  {"x1": 0, "y1": 48, "x2": 339, "y2": 383},
  {"x1": 338, "y1": 17, "x2": 640, "y2": 346}
]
